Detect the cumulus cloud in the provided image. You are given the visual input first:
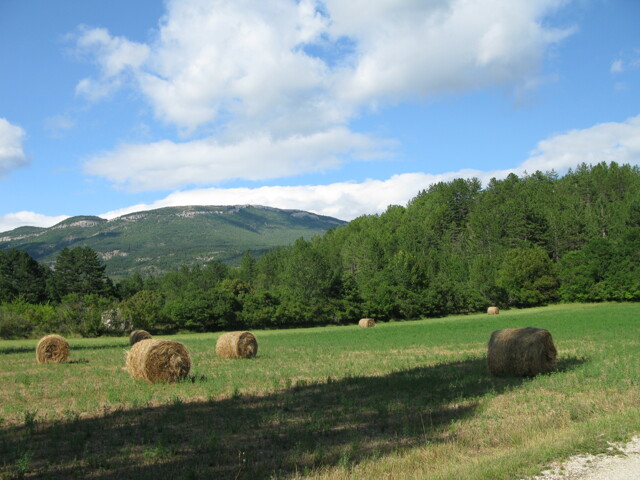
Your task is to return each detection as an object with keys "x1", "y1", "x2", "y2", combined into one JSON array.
[
  {"x1": 0, "y1": 212, "x2": 69, "y2": 234},
  {"x1": 78, "y1": 0, "x2": 572, "y2": 130},
  {"x1": 137, "y1": 0, "x2": 335, "y2": 134},
  {"x1": 327, "y1": 0, "x2": 574, "y2": 105},
  {"x1": 84, "y1": 128, "x2": 395, "y2": 191},
  {"x1": 521, "y1": 115, "x2": 640, "y2": 172},
  {"x1": 75, "y1": 0, "x2": 573, "y2": 190},
  {"x1": 0, "y1": 118, "x2": 28, "y2": 176},
  {"x1": 74, "y1": 26, "x2": 149, "y2": 101},
  {"x1": 98, "y1": 115, "x2": 640, "y2": 221},
  {"x1": 7, "y1": 116, "x2": 639, "y2": 228},
  {"x1": 99, "y1": 172, "x2": 496, "y2": 221}
]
